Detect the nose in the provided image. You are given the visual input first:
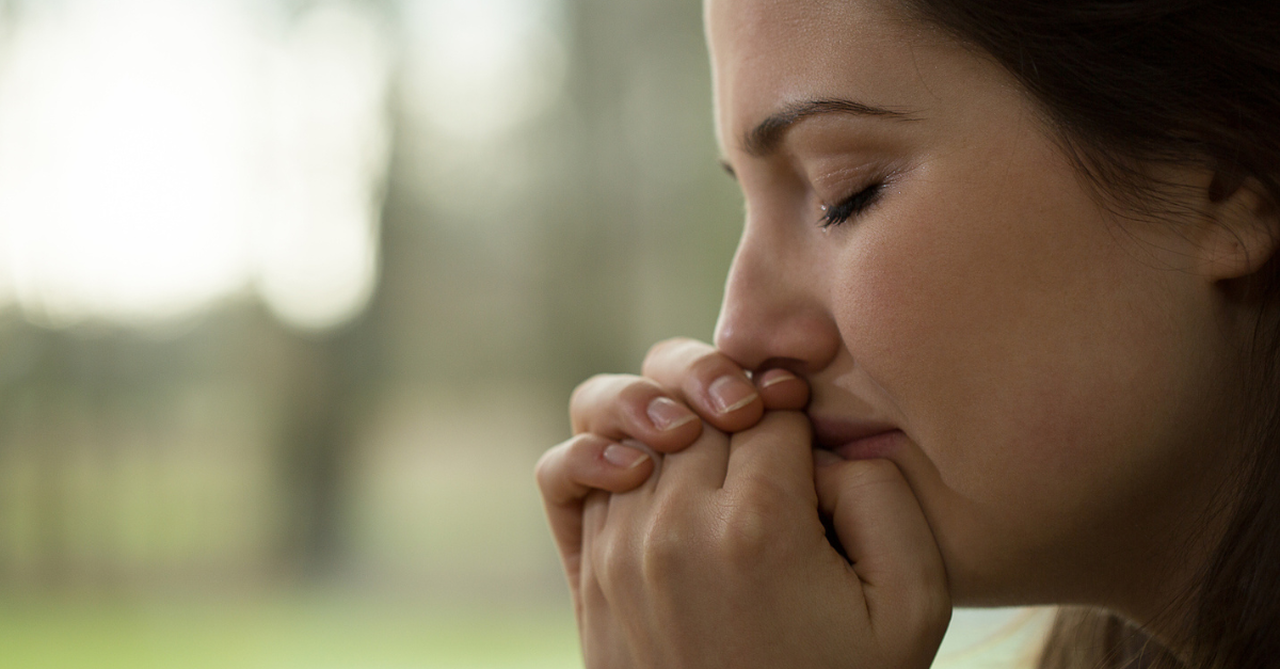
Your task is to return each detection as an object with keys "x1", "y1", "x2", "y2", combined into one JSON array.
[{"x1": 713, "y1": 217, "x2": 841, "y2": 374}]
